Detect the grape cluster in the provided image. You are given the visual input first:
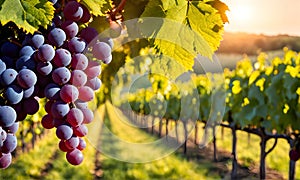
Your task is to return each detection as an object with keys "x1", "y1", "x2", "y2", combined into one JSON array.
[{"x1": 0, "y1": 0, "x2": 116, "y2": 168}]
